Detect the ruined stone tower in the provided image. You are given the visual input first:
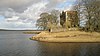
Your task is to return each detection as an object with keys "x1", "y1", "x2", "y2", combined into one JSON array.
[{"x1": 60, "y1": 11, "x2": 79, "y2": 29}]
